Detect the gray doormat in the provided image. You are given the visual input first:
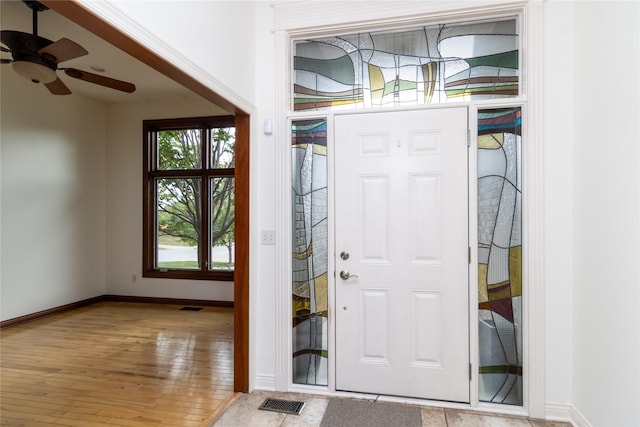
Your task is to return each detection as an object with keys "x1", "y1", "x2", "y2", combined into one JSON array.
[{"x1": 320, "y1": 399, "x2": 422, "y2": 427}]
